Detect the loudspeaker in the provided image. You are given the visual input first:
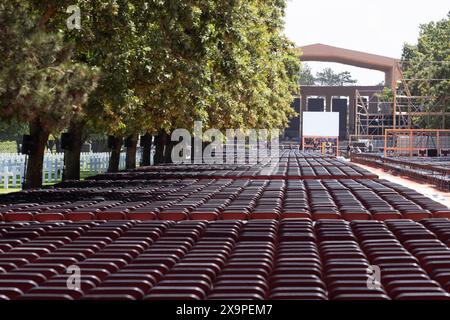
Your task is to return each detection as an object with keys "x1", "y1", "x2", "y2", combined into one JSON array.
[
  {"x1": 107, "y1": 136, "x2": 121, "y2": 149},
  {"x1": 427, "y1": 149, "x2": 438, "y2": 157},
  {"x1": 140, "y1": 135, "x2": 151, "y2": 147},
  {"x1": 21, "y1": 135, "x2": 32, "y2": 155},
  {"x1": 418, "y1": 149, "x2": 427, "y2": 157},
  {"x1": 61, "y1": 132, "x2": 72, "y2": 150},
  {"x1": 124, "y1": 136, "x2": 133, "y2": 148}
]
